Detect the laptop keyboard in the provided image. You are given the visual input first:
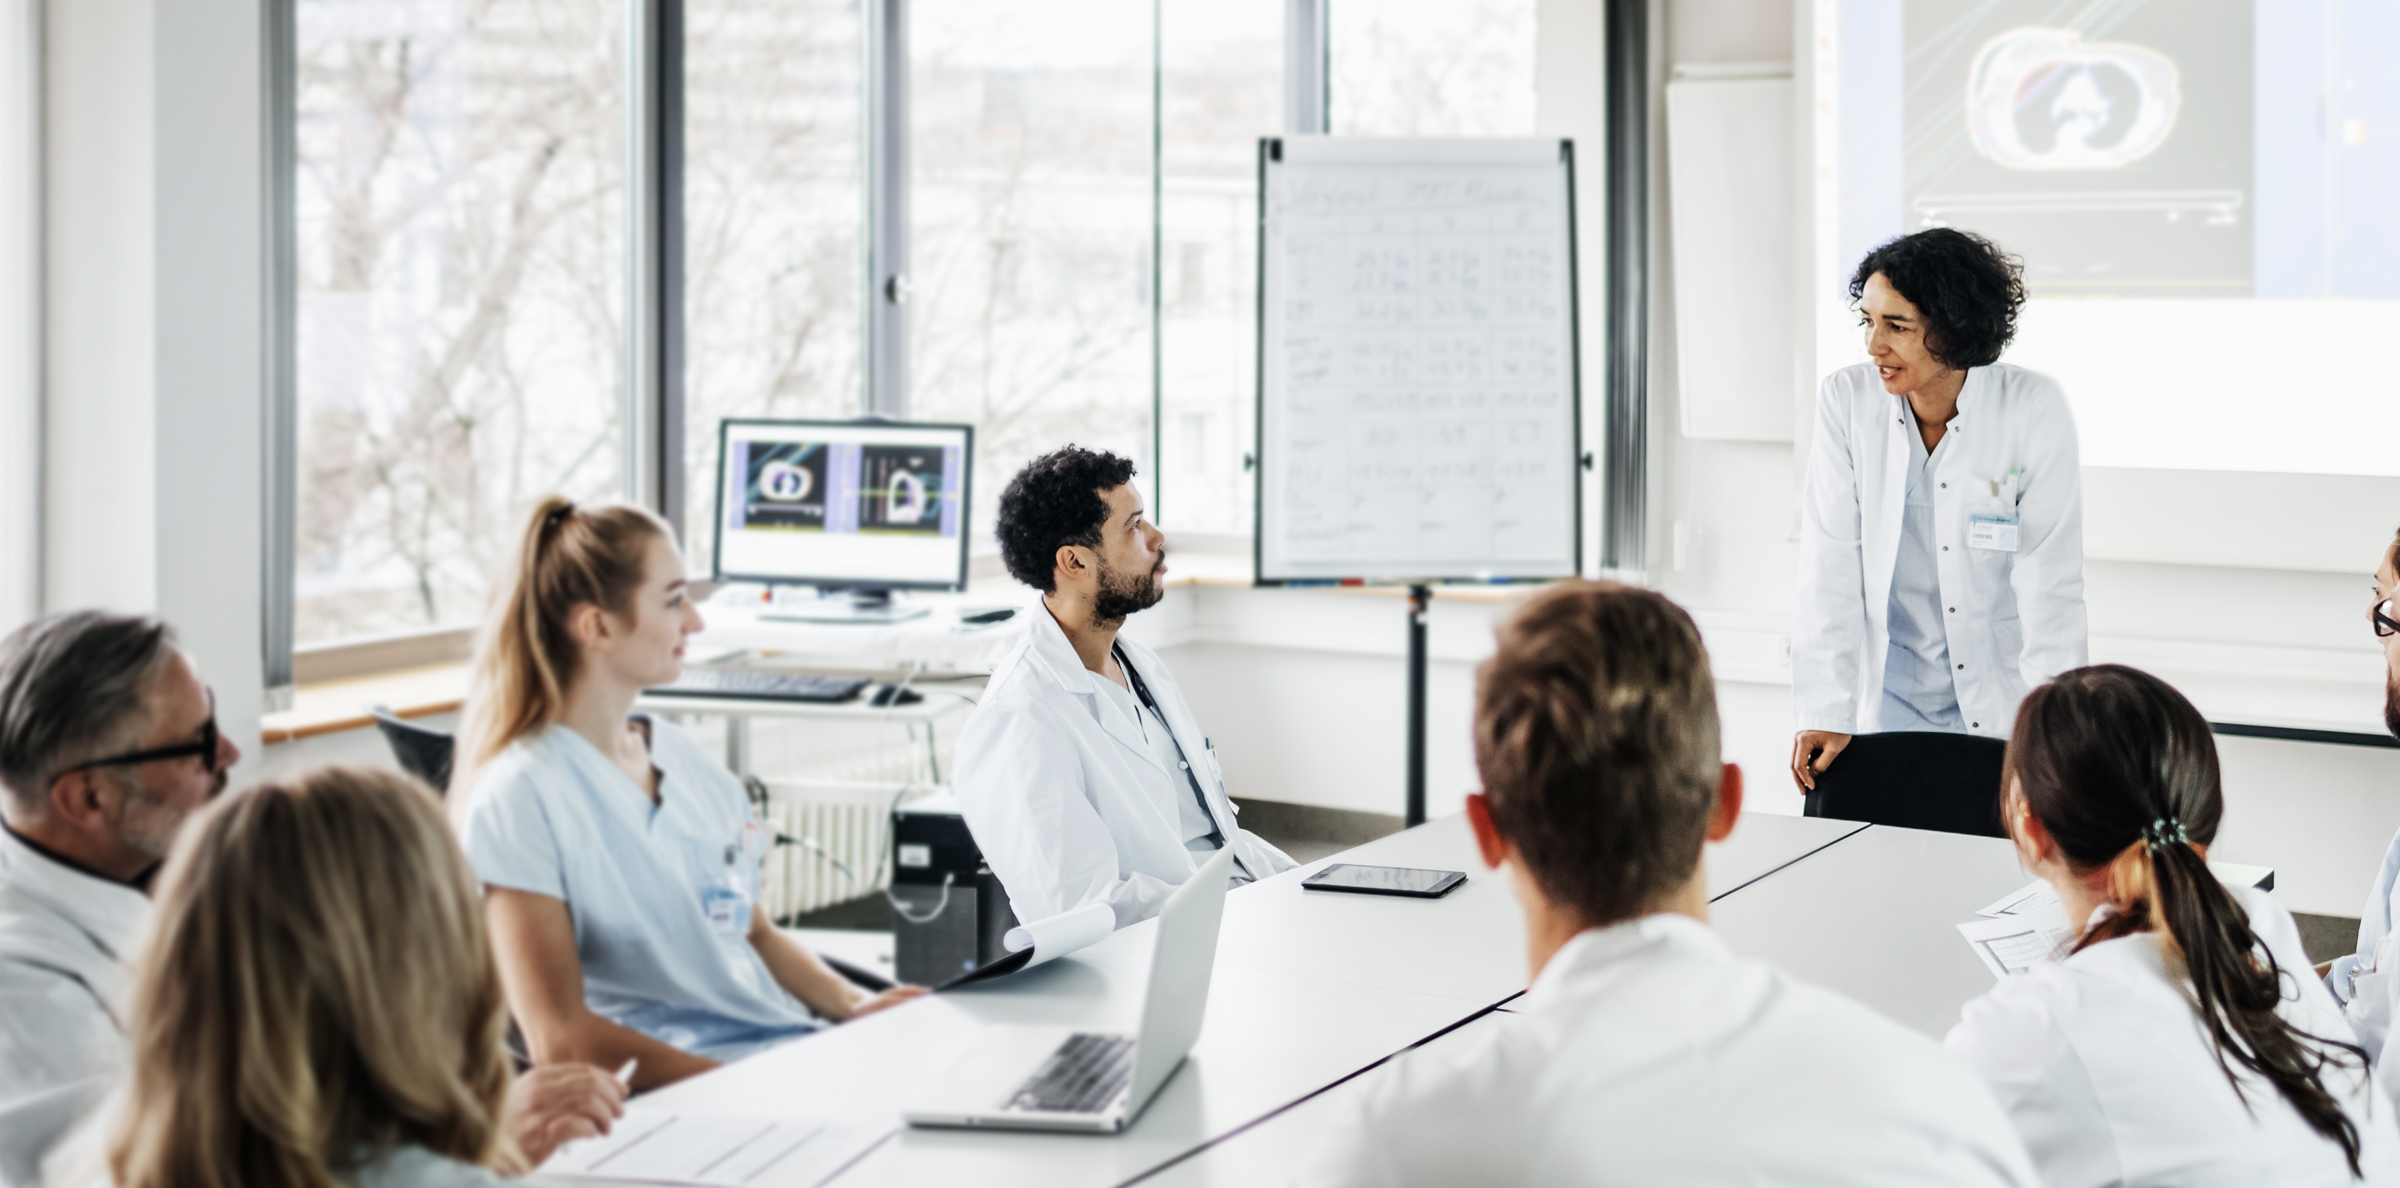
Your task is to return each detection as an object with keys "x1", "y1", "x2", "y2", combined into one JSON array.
[
  {"x1": 646, "y1": 669, "x2": 869, "y2": 702},
  {"x1": 1004, "y1": 1033, "x2": 1136, "y2": 1114}
]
